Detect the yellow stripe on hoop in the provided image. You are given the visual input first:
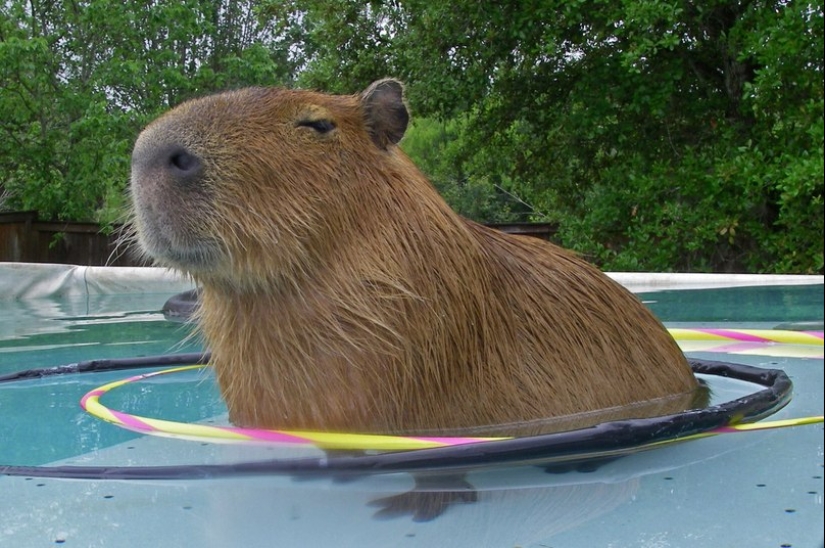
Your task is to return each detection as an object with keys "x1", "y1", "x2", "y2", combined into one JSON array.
[{"x1": 668, "y1": 328, "x2": 823, "y2": 346}]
